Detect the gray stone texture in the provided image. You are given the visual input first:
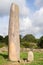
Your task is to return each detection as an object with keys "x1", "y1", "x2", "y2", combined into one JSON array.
[
  {"x1": 28, "y1": 51, "x2": 34, "y2": 62},
  {"x1": 8, "y1": 3, "x2": 20, "y2": 61}
]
